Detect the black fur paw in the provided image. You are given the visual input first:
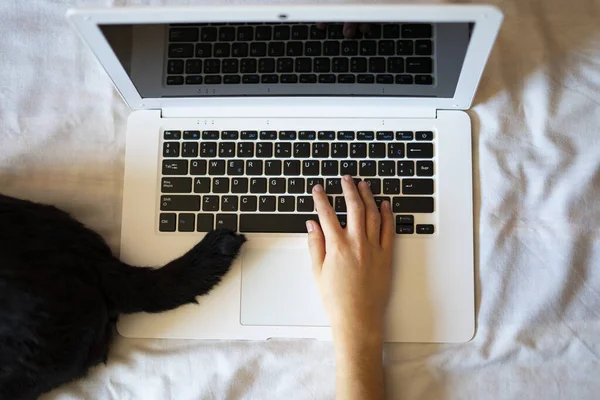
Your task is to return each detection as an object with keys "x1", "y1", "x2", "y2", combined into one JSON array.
[{"x1": 185, "y1": 229, "x2": 246, "y2": 268}]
